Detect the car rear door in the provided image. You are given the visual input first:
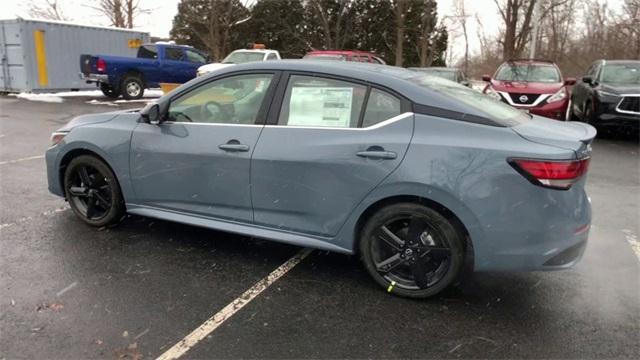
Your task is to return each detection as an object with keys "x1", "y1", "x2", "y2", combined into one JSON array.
[
  {"x1": 250, "y1": 73, "x2": 414, "y2": 237},
  {"x1": 129, "y1": 71, "x2": 279, "y2": 223}
]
